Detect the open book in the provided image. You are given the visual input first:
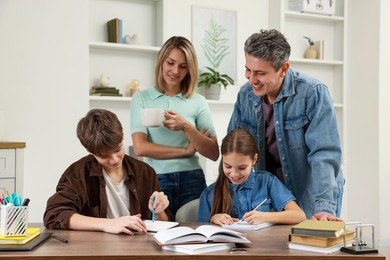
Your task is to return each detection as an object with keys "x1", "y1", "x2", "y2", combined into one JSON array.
[
  {"x1": 222, "y1": 221, "x2": 274, "y2": 231},
  {"x1": 153, "y1": 225, "x2": 251, "y2": 245},
  {"x1": 144, "y1": 220, "x2": 179, "y2": 232}
]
